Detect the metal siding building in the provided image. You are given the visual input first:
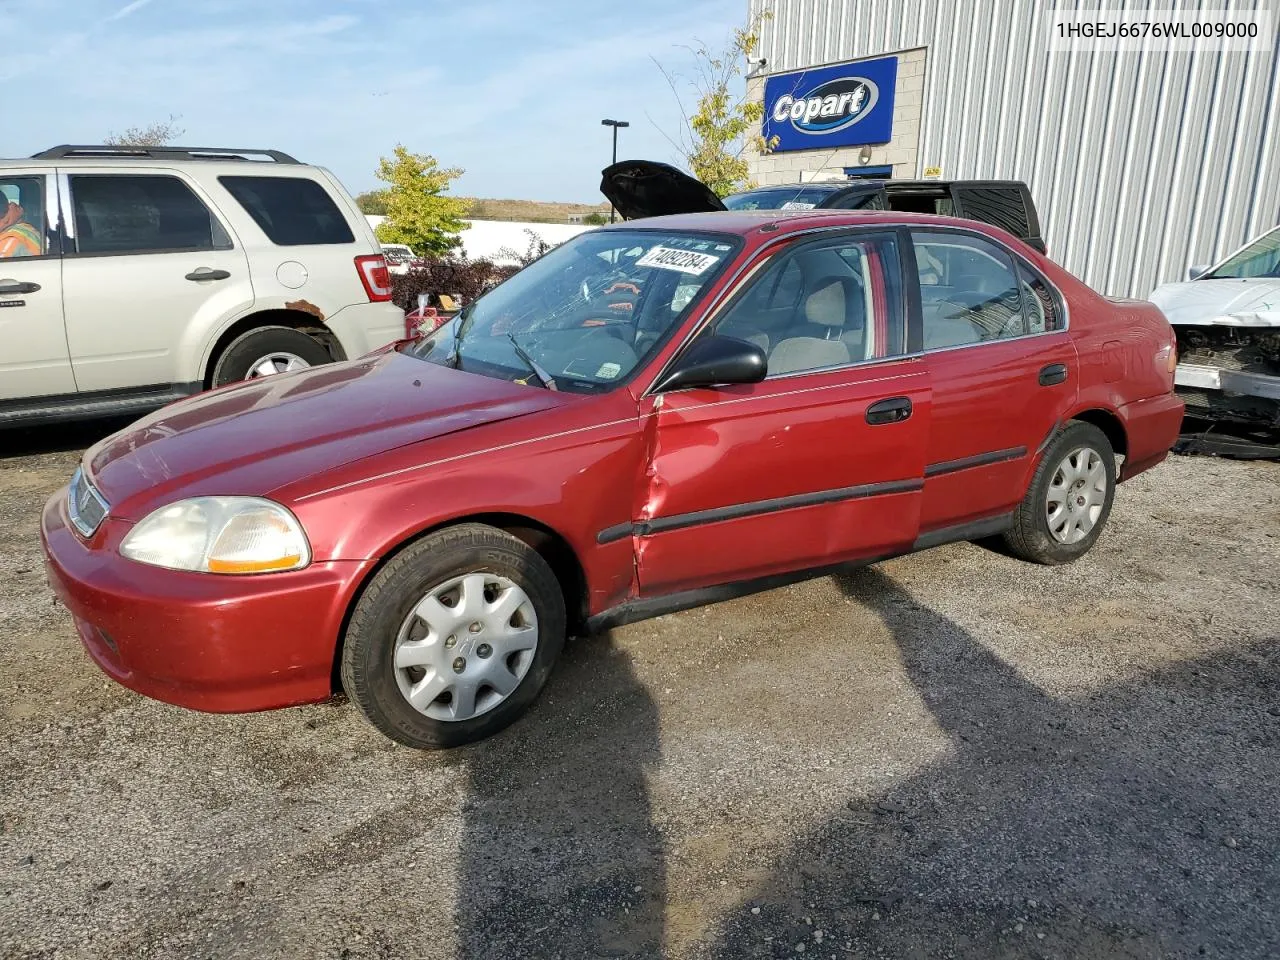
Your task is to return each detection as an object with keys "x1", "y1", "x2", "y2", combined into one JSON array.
[{"x1": 747, "y1": 0, "x2": 1280, "y2": 297}]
